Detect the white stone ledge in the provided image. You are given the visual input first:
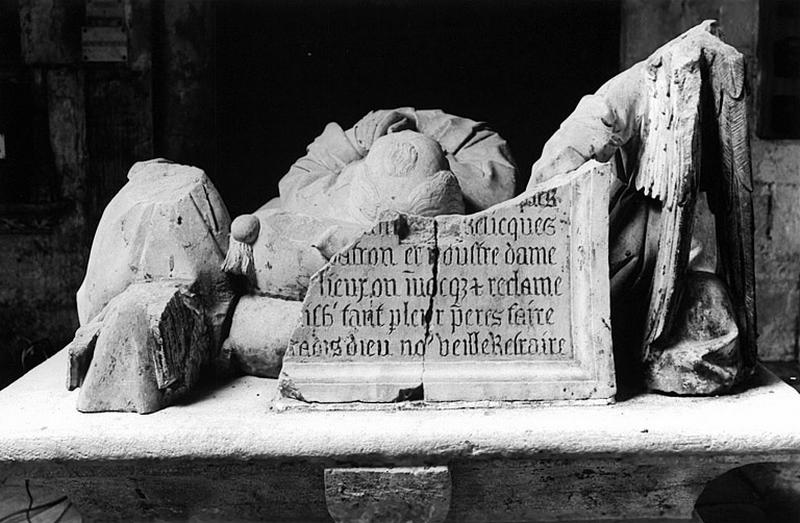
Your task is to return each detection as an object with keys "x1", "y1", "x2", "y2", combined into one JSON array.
[{"x1": 1, "y1": 348, "x2": 800, "y2": 475}]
